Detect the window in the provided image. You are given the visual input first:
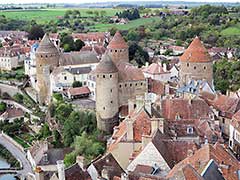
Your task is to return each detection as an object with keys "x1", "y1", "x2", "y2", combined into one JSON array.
[
  {"x1": 135, "y1": 83, "x2": 138, "y2": 86},
  {"x1": 187, "y1": 63, "x2": 189, "y2": 67},
  {"x1": 111, "y1": 101, "x2": 113, "y2": 104},
  {"x1": 130, "y1": 84, "x2": 132, "y2": 87},
  {"x1": 141, "y1": 83, "x2": 143, "y2": 86},
  {"x1": 194, "y1": 66, "x2": 196, "y2": 70},
  {"x1": 64, "y1": 76, "x2": 67, "y2": 80},
  {"x1": 222, "y1": 118, "x2": 225, "y2": 124},
  {"x1": 204, "y1": 66, "x2": 206, "y2": 70},
  {"x1": 187, "y1": 126, "x2": 194, "y2": 134},
  {"x1": 119, "y1": 85, "x2": 122, "y2": 88},
  {"x1": 115, "y1": 50, "x2": 117, "y2": 52},
  {"x1": 103, "y1": 107, "x2": 105, "y2": 110},
  {"x1": 125, "y1": 84, "x2": 127, "y2": 87},
  {"x1": 97, "y1": 75, "x2": 99, "y2": 78},
  {"x1": 110, "y1": 75, "x2": 112, "y2": 78},
  {"x1": 110, "y1": 89, "x2": 112, "y2": 93},
  {"x1": 103, "y1": 75, "x2": 105, "y2": 78}
]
